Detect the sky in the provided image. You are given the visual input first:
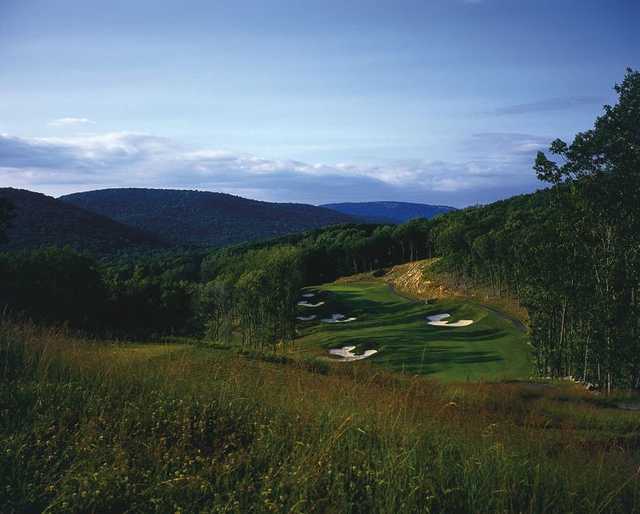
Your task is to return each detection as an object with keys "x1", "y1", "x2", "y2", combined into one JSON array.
[{"x1": 0, "y1": 0, "x2": 638, "y2": 207}]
